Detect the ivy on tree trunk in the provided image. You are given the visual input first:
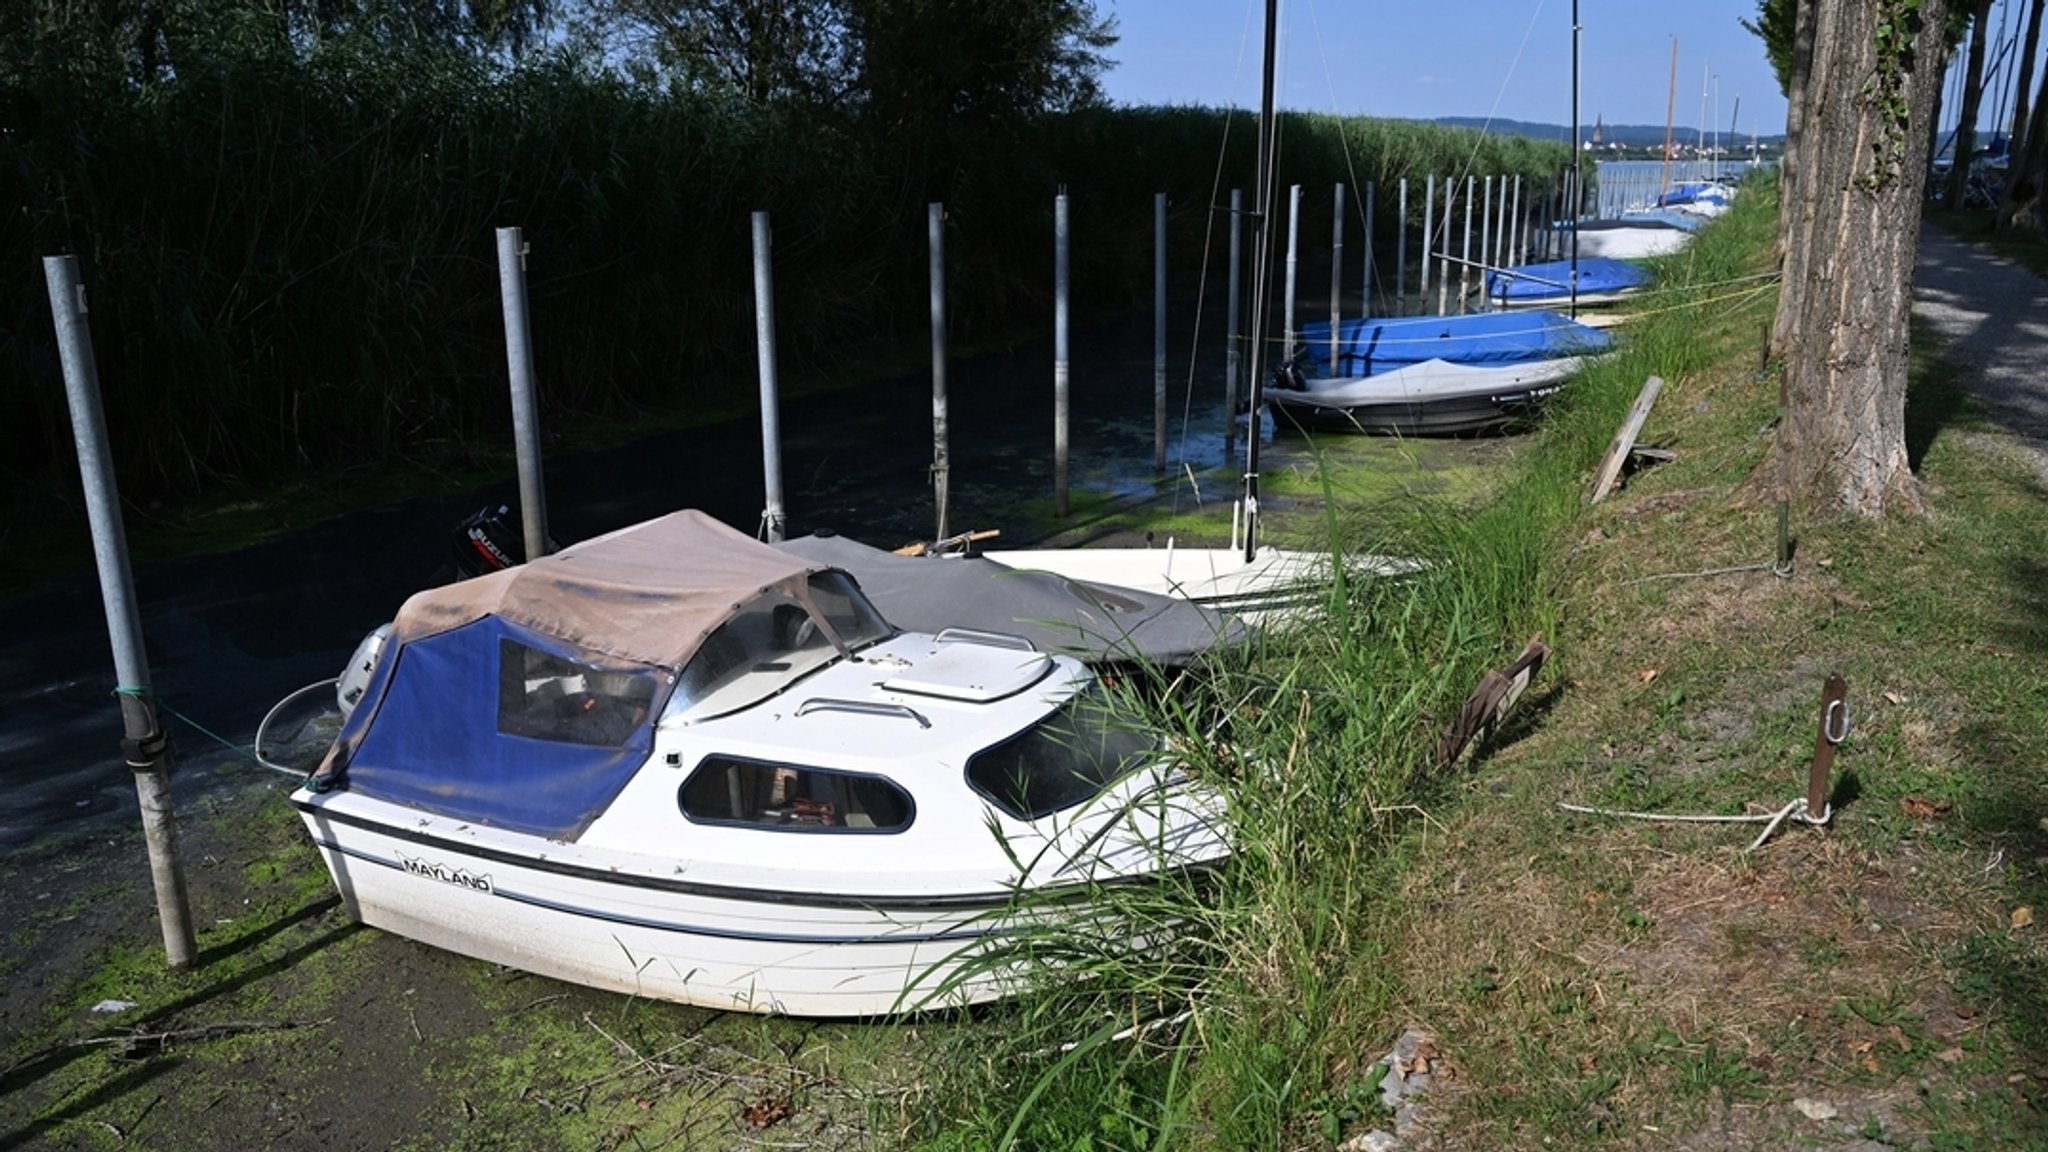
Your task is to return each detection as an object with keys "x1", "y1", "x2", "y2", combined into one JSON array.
[{"x1": 1773, "y1": 0, "x2": 1953, "y2": 518}]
